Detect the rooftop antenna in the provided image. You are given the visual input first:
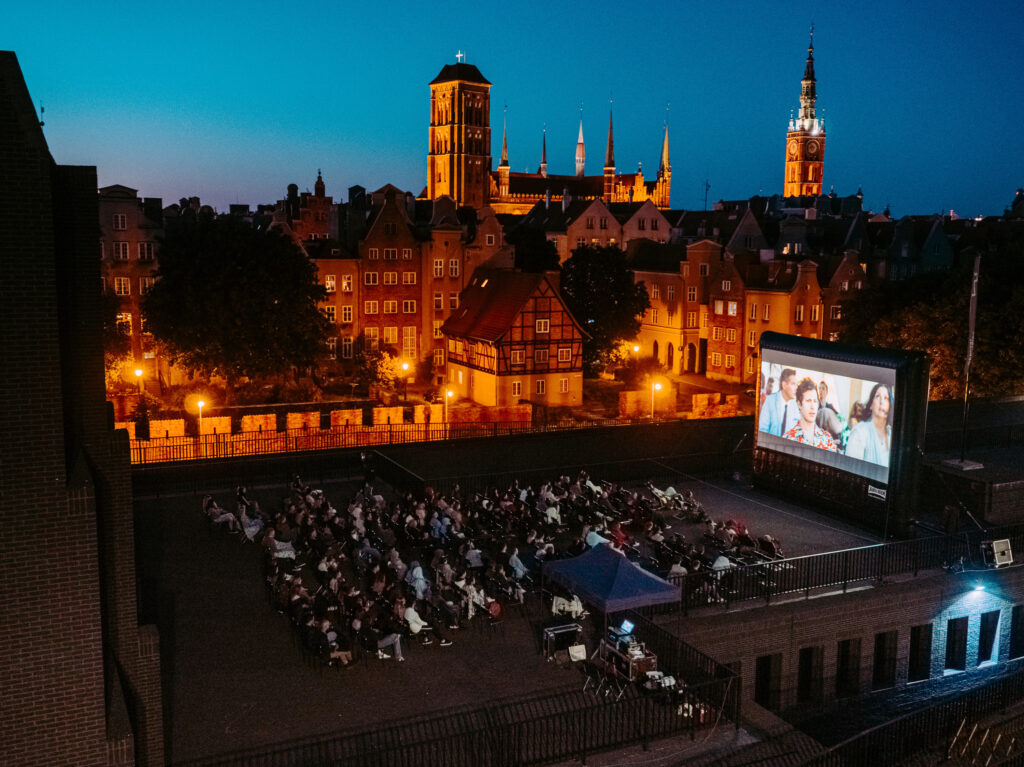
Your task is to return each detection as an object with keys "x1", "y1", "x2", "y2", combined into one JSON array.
[
  {"x1": 38, "y1": 102, "x2": 44, "y2": 127},
  {"x1": 703, "y1": 177, "x2": 711, "y2": 211}
]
